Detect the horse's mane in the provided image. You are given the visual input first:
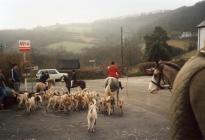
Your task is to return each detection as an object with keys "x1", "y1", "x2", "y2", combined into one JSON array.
[{"x1": 163, "y1": 62, "x2": 180, "y2": 71}]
